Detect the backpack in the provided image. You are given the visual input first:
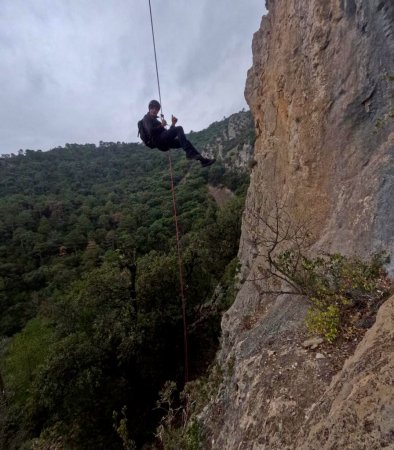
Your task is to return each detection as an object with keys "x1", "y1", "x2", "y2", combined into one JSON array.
[{"x1": 137, "y1": 119, "x2": 155, "y2": 149}]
